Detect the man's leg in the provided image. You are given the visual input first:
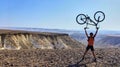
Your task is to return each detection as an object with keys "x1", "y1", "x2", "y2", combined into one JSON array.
[
  {"x1": 90, "y1": 46, "x2": 96, "y2": 58},
  {"x1": 92, "y1": 51, "x2": 96, "y2": 59},
  {"x1": 82, "y1": 50, "x2": 88, "y2": 59},
  {"x1": 91, "y1": 46, "x2": 97, "y2": 62},
  {"x1": 82, "y1": 46, "x2": 89, "y2": 60},
  {"x1": 77, "y1": 46, "x2": 89, "y2": 64},
  {"x1": 92, "y1": 51, "x2": 97, "y2": 62},
  {"x1": 77, "y1": 49, "x2": 88, "y2": 64},
  {"x1": 83, "y1": 50, "x2": 88, "y2": 58},
  {"x1": 78, "y1": 50, "x2": 88, "y2": 63}
]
